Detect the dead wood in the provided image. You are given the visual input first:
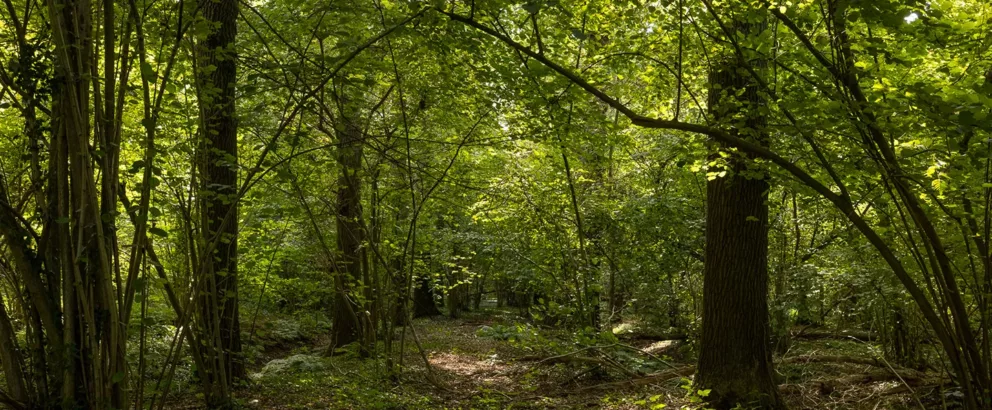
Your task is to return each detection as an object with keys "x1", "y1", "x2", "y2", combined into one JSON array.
[
  {"x1": 779, "y1": 354, "x2": 887, "y2": 367},
  {"x1": 619, "y1": 332, "x2": 689, "y2": 342},
  {"x1": 569, "y1": 366, "x2": 696, "y2": 393},
  {"x1": 791, "y1": 328, "x2": 876, "y2": 341}
]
